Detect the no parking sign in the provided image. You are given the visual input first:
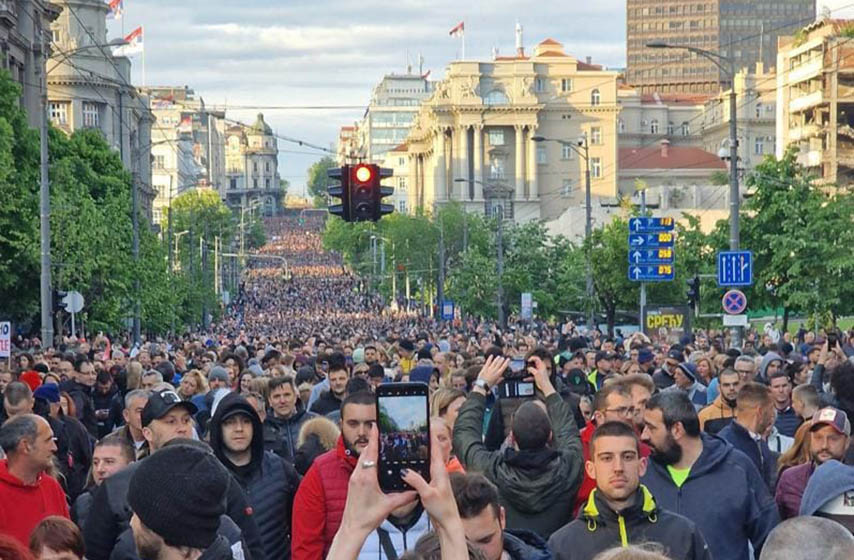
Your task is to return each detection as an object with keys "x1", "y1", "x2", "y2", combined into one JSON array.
[{"x1": 0, "y1": 321, "x2": 10, "y2": 358}]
